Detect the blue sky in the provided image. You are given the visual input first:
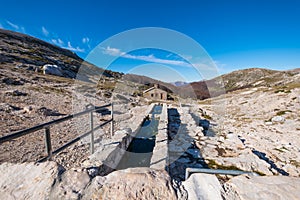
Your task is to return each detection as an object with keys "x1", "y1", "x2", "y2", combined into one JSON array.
[{"x1": 1, "y1": 0, "x2": 300, "y2": 82}]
